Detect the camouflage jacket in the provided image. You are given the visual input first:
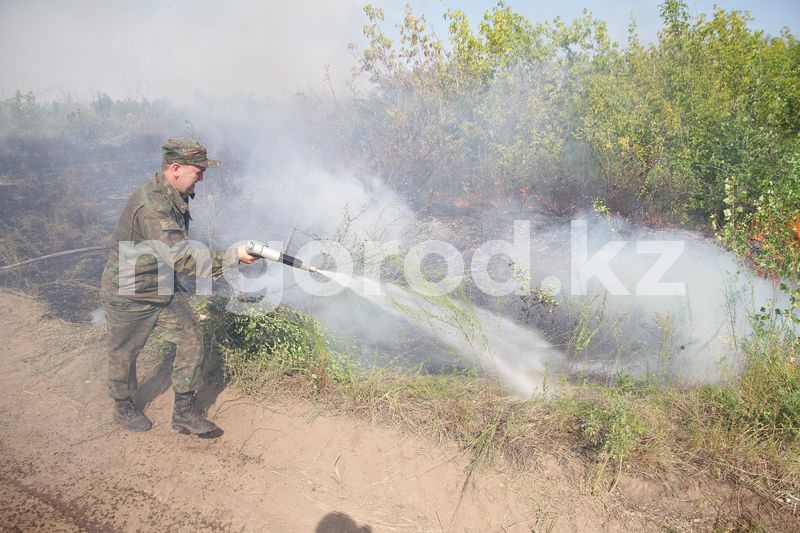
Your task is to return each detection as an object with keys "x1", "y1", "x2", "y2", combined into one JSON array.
[{"x1": 101, "y1": 171, "x2": 236, "y2": 303}]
